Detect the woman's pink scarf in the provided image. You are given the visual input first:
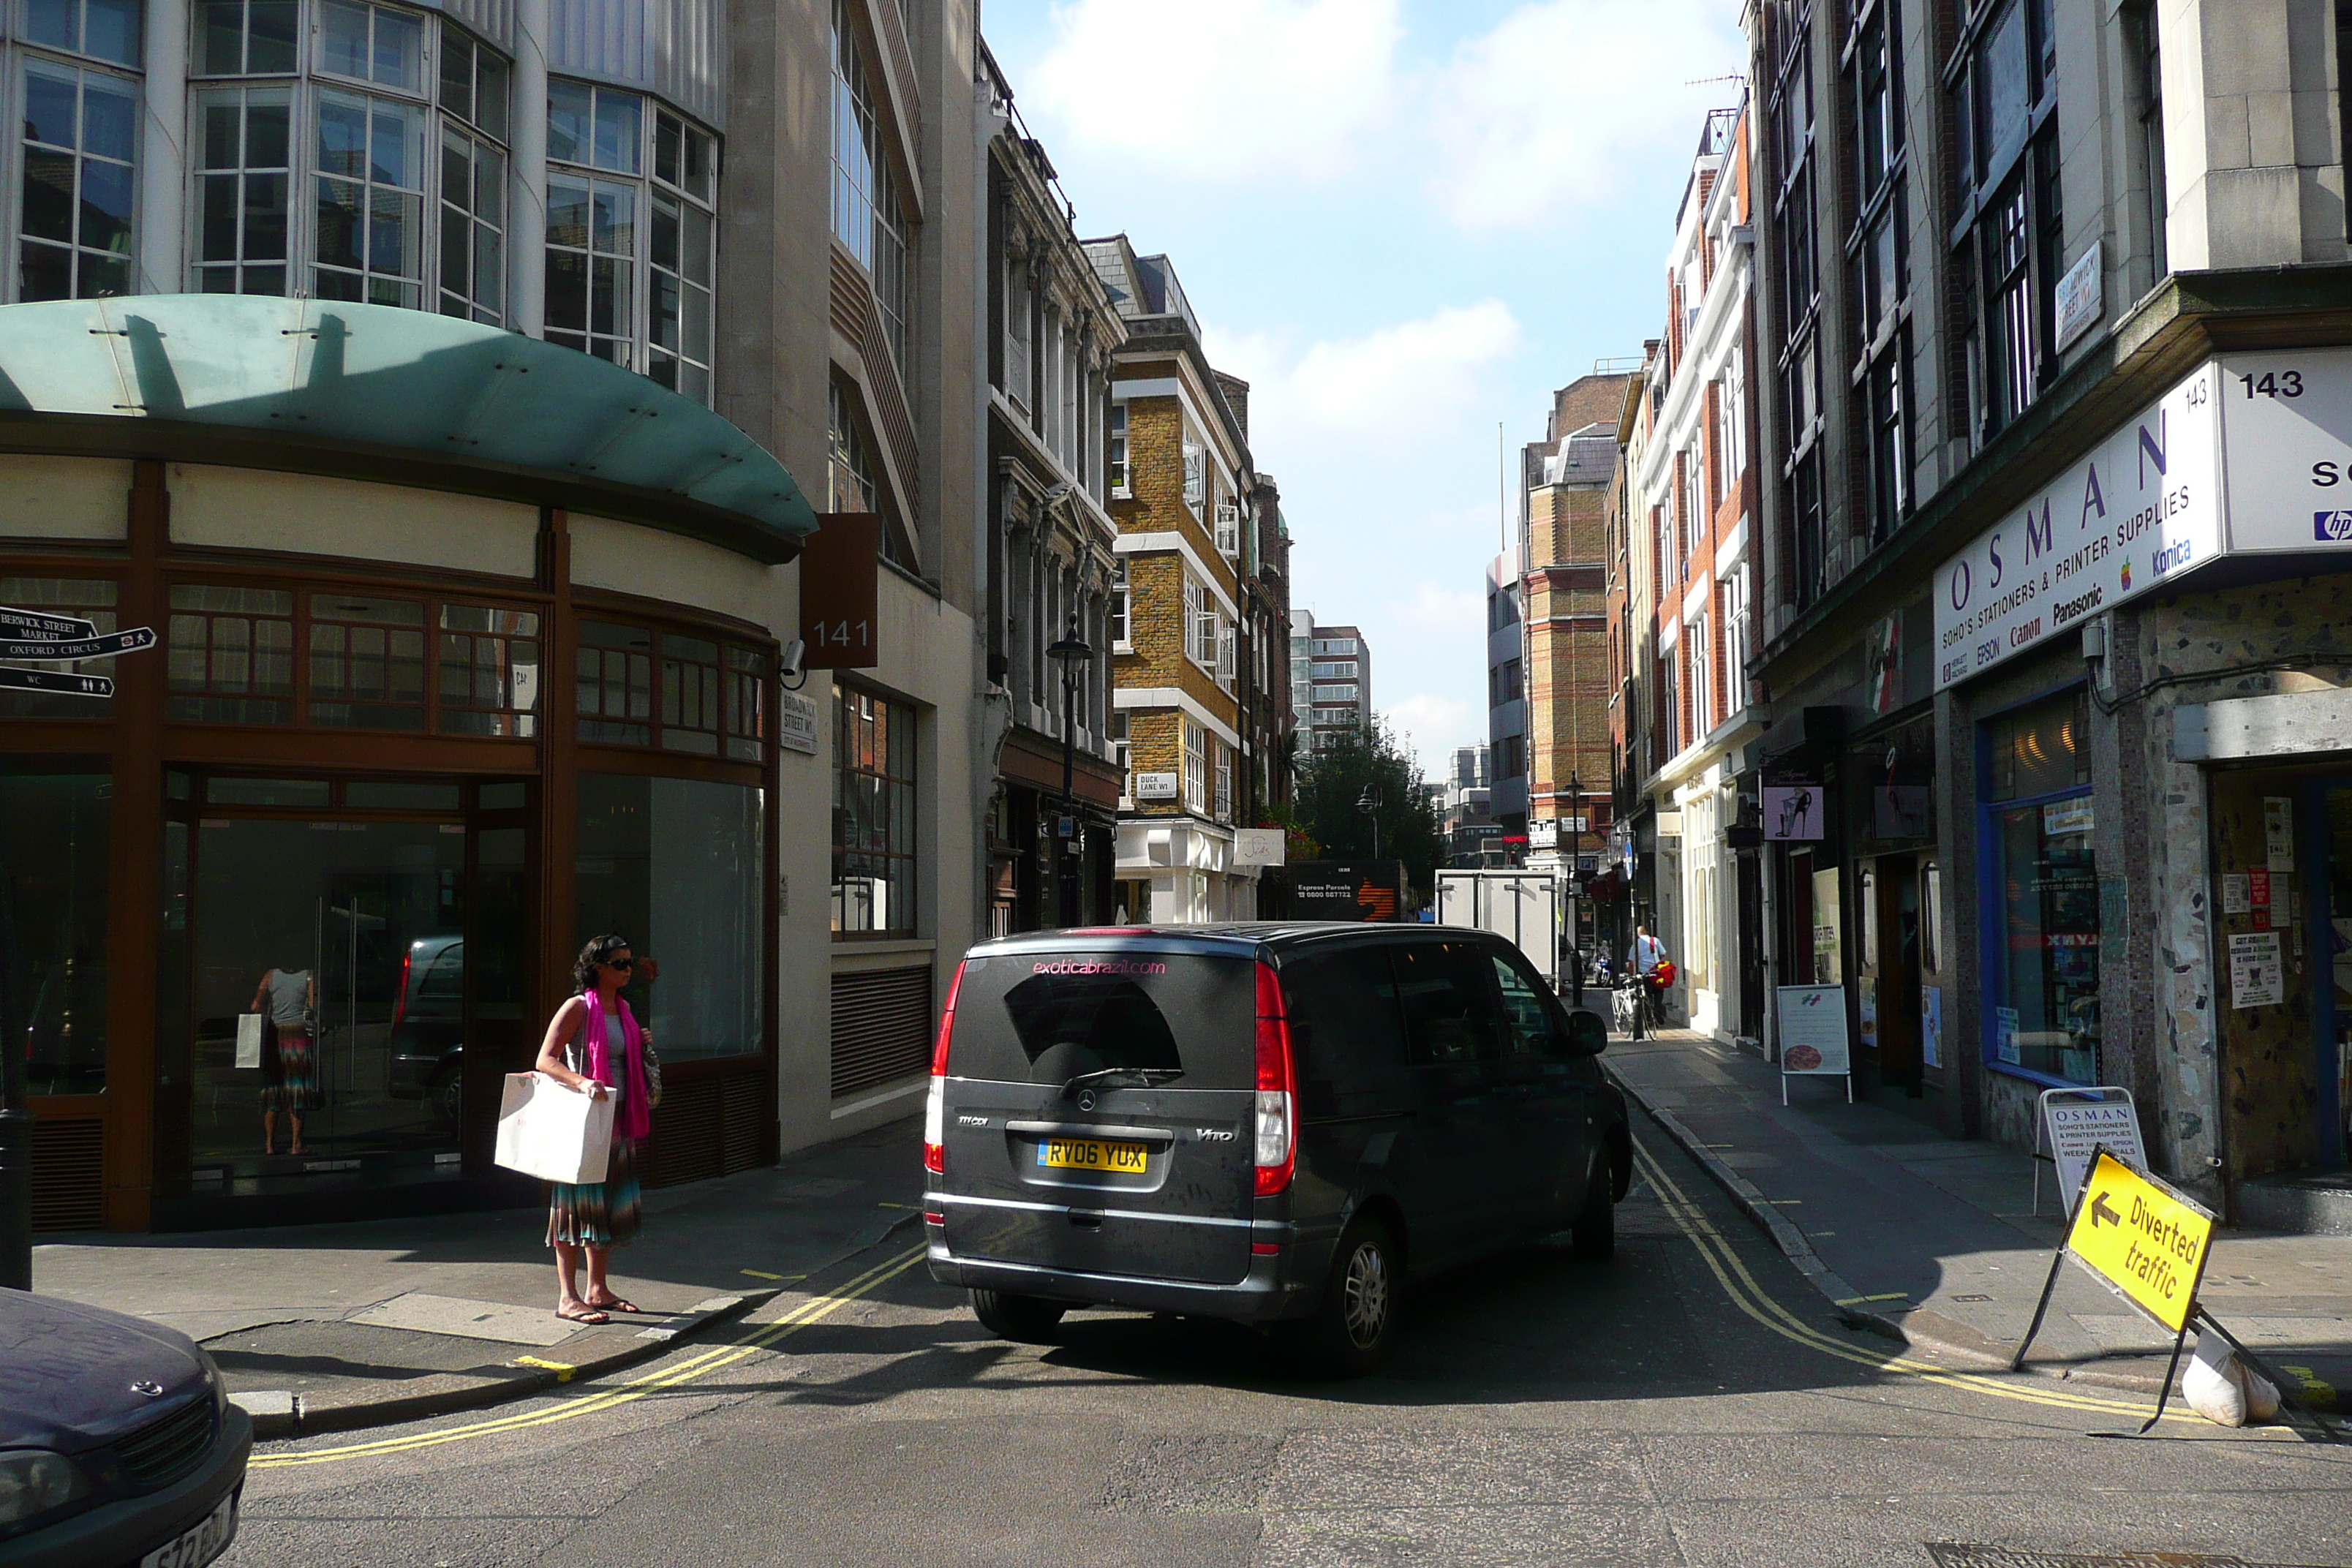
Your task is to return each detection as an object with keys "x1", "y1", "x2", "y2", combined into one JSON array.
[{"x1": 580, "y1": 987, "x2": 652, "y2": 1140}]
